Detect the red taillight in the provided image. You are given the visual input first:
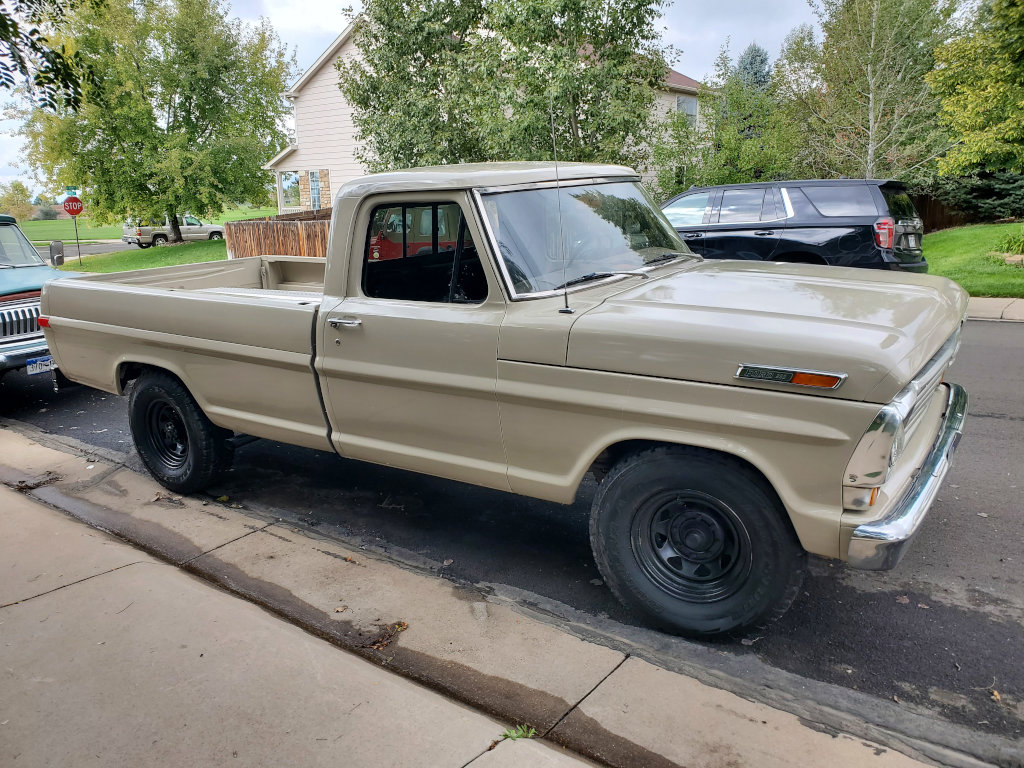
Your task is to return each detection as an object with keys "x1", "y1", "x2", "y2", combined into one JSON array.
[
  {"x1": 37, "y1": 316, "x2": 50, "y2": 328},
  {"x1": 136, "y1": 228, "x2": 142, "y2": 236},
  {"x1": 874, "y1": 217, "x2": 895, "y2": 249}
]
